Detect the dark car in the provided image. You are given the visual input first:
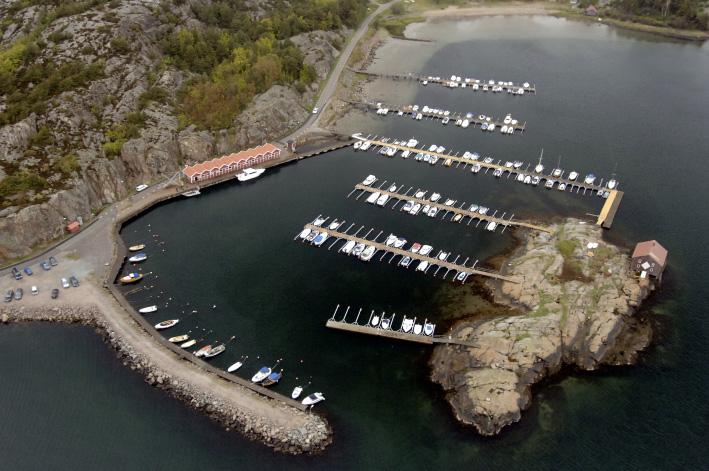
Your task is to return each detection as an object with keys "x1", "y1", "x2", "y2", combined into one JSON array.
[
  {"x1": 11, "y1": 267, "x2": 22, "y2": 280},
  {"x1": 51, "y1": 288, "x2": 59, "y2": 299},
  {"x1": 14, "y1": 288, "x2": 23, "y2": 300},
  {"x1": 41, "y1": 261, "x2": 51, "y2": 271},
  {"x1": 24, "y1": 266, "x2": 33, "y2": 276},
  {"x1": 69, "y1": 276, "x2": 80, "y2": 287},
  {"x1": 49, "y1": 256, "x2": 58, "y2": 266},
  {"x1": 4, "y1": 290, "x2": 13, "y2": 302}
]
